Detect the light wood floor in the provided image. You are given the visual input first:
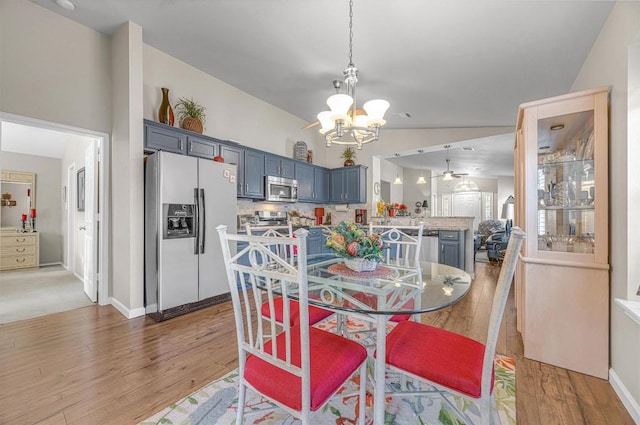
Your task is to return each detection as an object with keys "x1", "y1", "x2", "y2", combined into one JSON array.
[{"x1": 0, "y1": 262, "x2": 633, "y2": 424}]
